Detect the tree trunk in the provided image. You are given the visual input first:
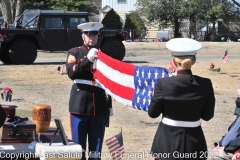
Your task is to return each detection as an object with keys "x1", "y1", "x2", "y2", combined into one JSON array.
[
  {"x1": 10, "y1": 0, "x2": 15, "y2": 22},
  {"x1": 206, "y1": 20, "x2": 209, "y2": 34},
  {"x1": 189, "y1": 18, "x2": 197, "y2": 38},
  {"x1": 0, "y1": 0, "x2": 13, "y2": 24},
  {"x1": 15, "y1": 0, "x2": 24, "y2": 21},
  {"x1": 174, "y1": 18, "x2": 181, "y2": 38},
  {"x1": 211, "y1": 19, "x2": 217, "y2": 41},
  {"x1": 212, "y1": 19, "x2": 216, "y2": 35}
]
